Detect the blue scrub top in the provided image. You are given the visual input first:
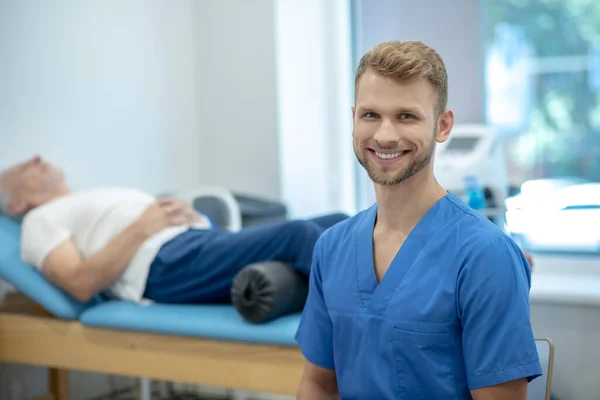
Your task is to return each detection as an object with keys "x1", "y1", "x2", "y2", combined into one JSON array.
[{"x1": 296, "y1": 193, "x2": 542, "y2": 399}]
